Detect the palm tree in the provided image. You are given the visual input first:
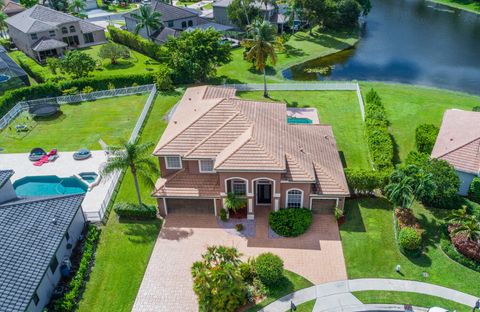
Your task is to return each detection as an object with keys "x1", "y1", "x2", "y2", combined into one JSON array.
[
  {"x1": 242, "y1": 20, "x2": 283, "y2": 98},
  {"x1": 101, "y1": 141, "x2": 159, "y2": 206},
  {"x1": 384, "y1": 176, "x2": 414, "y2": 209},
  {"x1": 131, "y1": 5, "x2": 163, "y2": 41},
  {"x1": 452, "y1": 219, "x2": 480, "y2": 242},
  {"x1": 68, "y1": 0, "x2": 86, "y2": 13},
  {"x1": 224, "y1": 192, "x2": 247, "y2": 213},
  {"x1": 446, "y1": 205, "x2": 470, "y2": 225},
  {"x1": 0, "y1": 12, "x2": 7, "y2": 39}
]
